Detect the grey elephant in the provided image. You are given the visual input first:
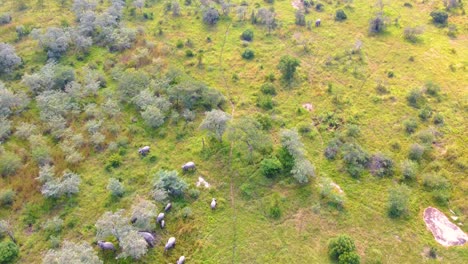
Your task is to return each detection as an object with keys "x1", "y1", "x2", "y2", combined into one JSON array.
[{"x1": 181, "y1": 161, "x2": 196, "y2": 171}]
